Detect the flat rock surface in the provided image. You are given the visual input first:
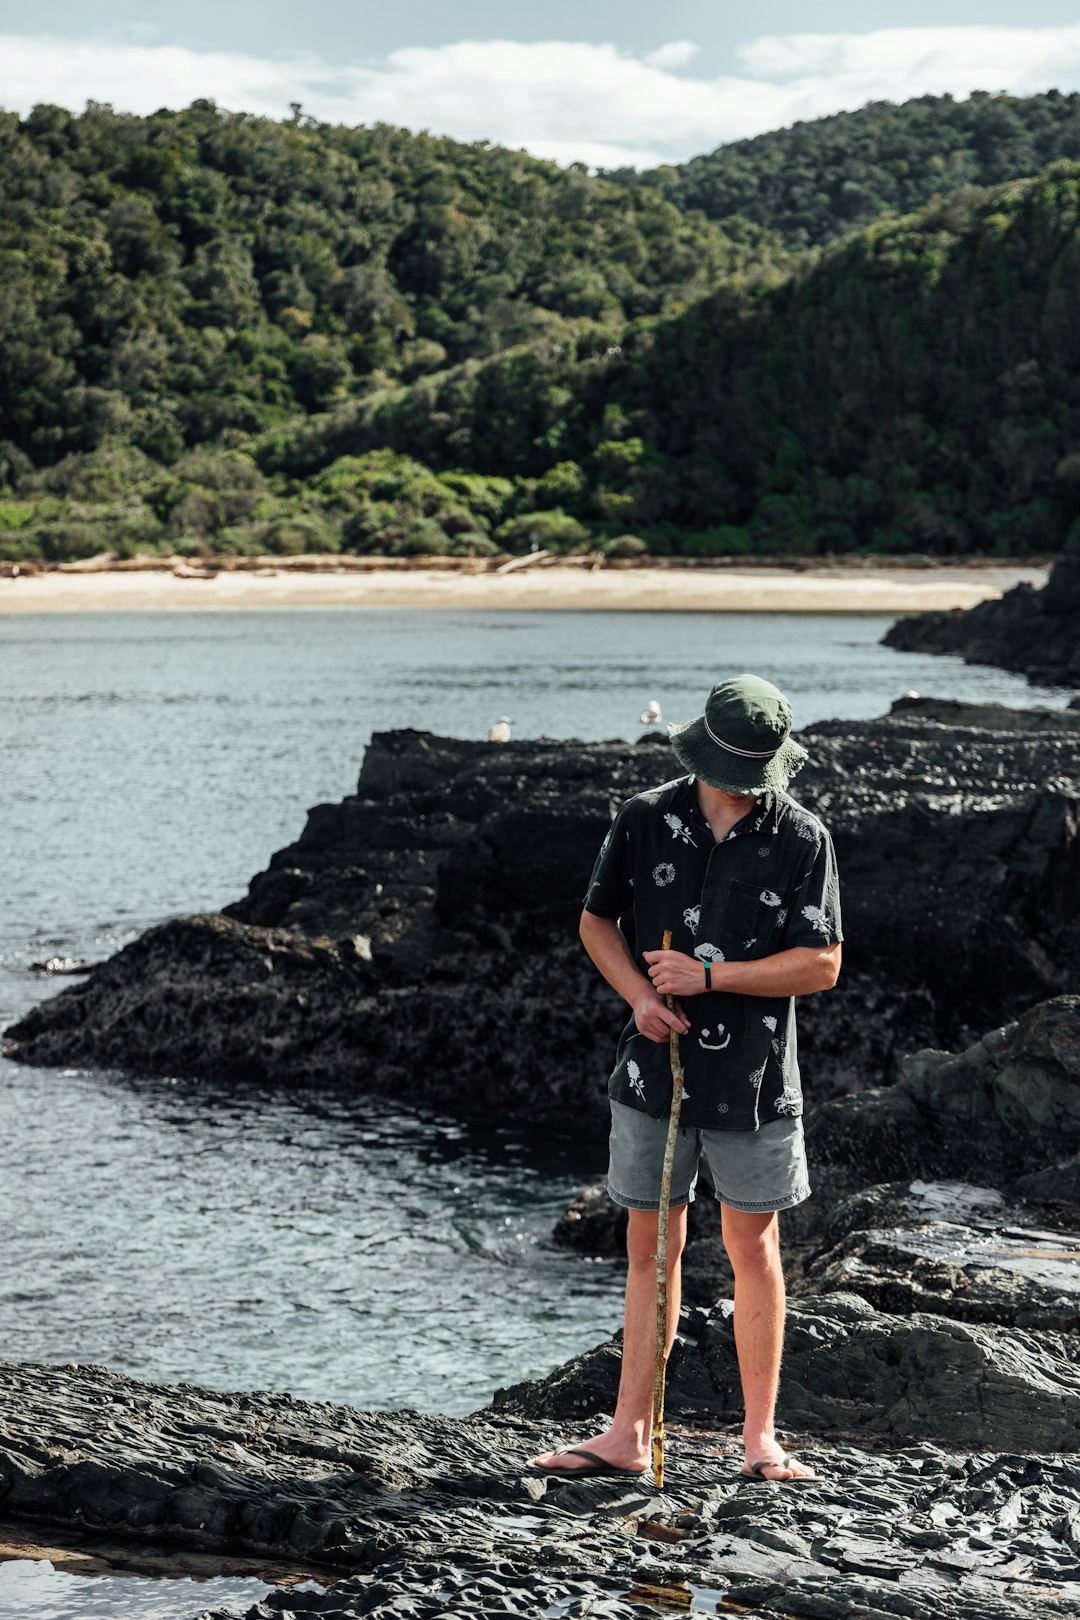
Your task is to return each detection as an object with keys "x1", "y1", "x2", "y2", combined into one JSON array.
[
  {"x1": 5, "y1": 1357, "x2": 1080, "y2": 1620},
  {"x1": 4, "y1": 700, "x2": 1079, "y2": 1125},
  {"x1": 806, "y1": 1178, "x2": 1080, "y2": 1329}
]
